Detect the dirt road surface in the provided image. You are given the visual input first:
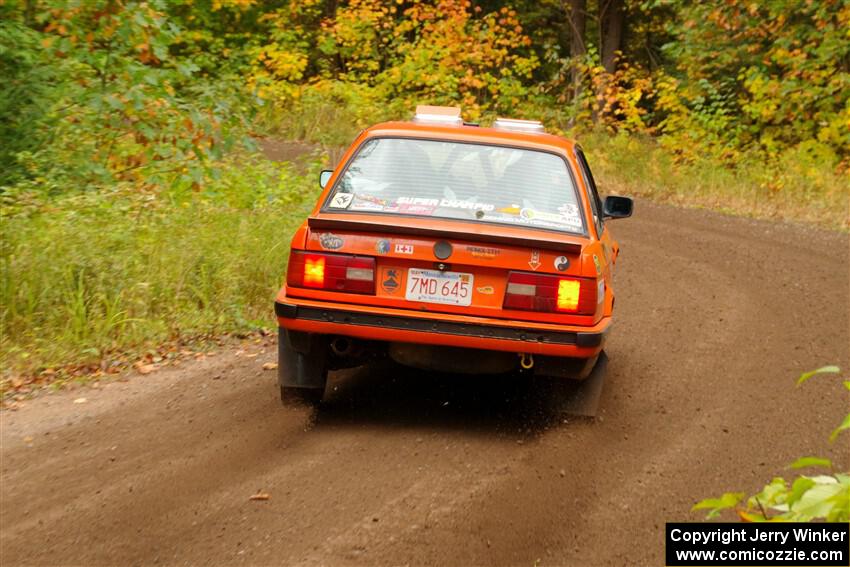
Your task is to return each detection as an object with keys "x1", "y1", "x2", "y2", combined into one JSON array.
[{"x1": 2, "y1": 202, "x2": 848, "y2": 566}]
